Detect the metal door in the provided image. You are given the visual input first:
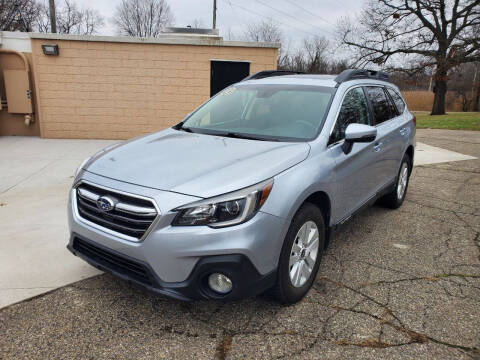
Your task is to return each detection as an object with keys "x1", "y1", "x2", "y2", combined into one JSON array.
[
  {"x1": 4, "y1": 69, "x2": 32, "y2": 113},
  {"x1": 210, "y1": 61, "x2": 250, "y2": 97}
]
